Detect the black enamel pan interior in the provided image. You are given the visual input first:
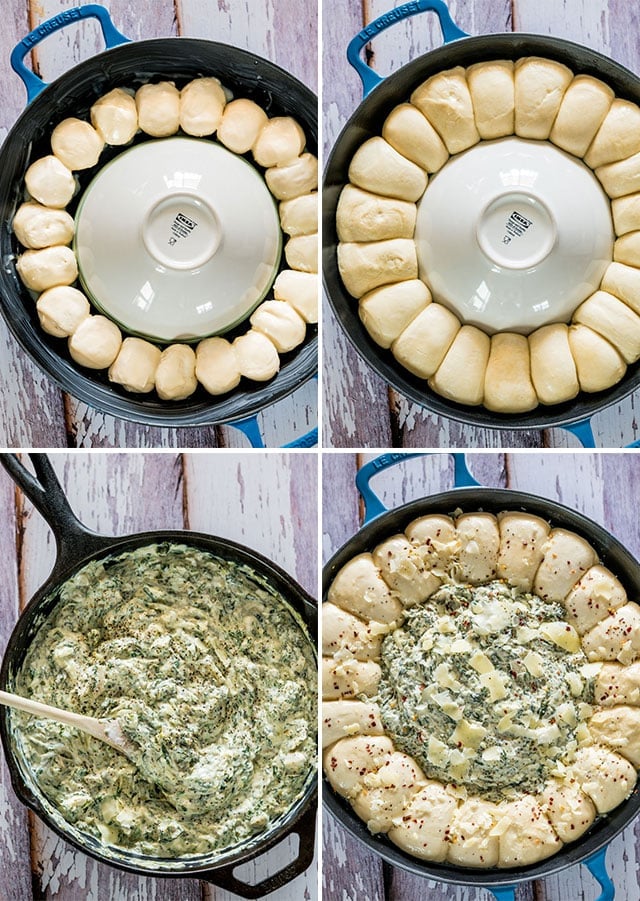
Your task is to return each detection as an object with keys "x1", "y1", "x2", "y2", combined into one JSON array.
[
  {"x1": 0, "y1": 454, "x2": 317, "y2": 899},
  {"x1": 322, "y1": 485, "x2": 640, "y2": 893},
  {"x1": 323, "y1": 29, "x2": 640, "y2": 431},
  {"x1": 0, "y1": 36, "x2": 317, "y2": 427}
]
